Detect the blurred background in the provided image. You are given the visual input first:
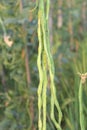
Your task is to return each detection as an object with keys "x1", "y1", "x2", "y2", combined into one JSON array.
[{"x1": 0, "y1": 0, "x2": 87, "y2": 130}]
